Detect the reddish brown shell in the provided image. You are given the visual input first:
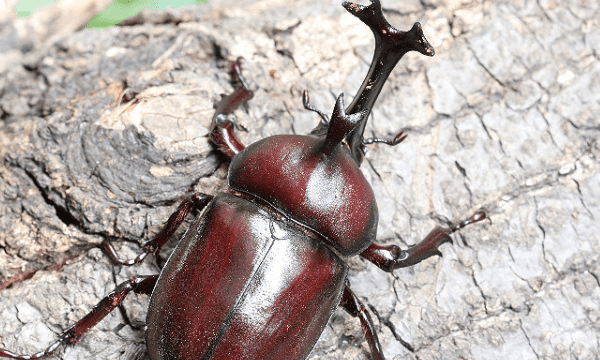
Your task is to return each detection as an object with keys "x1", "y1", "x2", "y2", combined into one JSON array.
[{"x1": 228, "y1": 134, "x2": 378, "y2": 256}]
